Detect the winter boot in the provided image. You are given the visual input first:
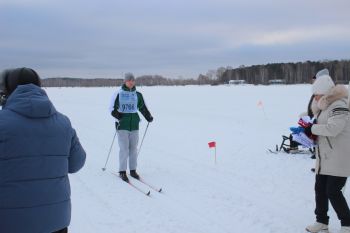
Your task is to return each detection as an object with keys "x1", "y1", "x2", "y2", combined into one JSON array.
[
  {"x1": 119, "y1": 171, "x2": 129, "y2": 182},
  {"x1": 130, "y1": 170, "x2": 140, "y2": 180},
  {"x1": 306, "y1": 222, "x2": 328, "y2": 232},
  {"x1": 340, "y1": 226, "x2": 350, "y2": 233}
]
